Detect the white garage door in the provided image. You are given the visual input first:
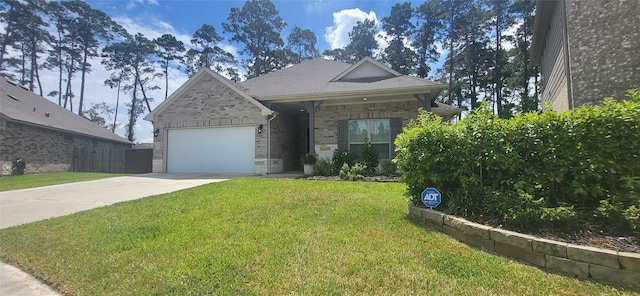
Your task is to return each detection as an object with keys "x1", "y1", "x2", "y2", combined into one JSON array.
[{"x1": 167, "y1": 126, "x2": 255, "y2": 174}]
